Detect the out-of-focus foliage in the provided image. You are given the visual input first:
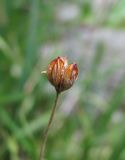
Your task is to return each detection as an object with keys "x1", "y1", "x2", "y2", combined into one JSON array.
[{"x1": 0, "y1": 0, "x2": 125, "y2": 160}]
